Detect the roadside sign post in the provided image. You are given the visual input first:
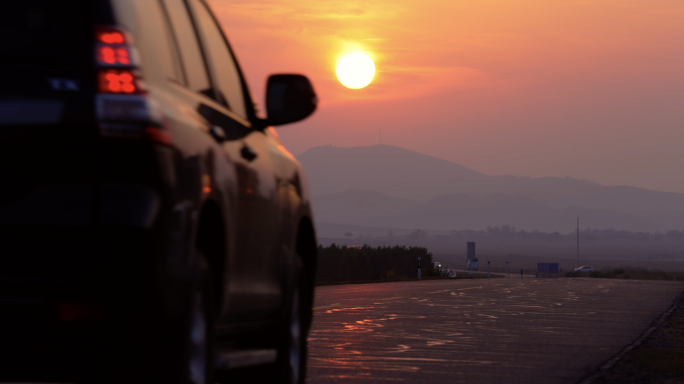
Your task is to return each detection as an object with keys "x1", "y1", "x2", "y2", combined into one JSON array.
[
  {"x1": 520, "y1": 269, "x2": 523, "y2": 279},
  {"x1": 418, "y1": 257, "x2": 422, "y2": 280},
  {"x1": 506, "y1": 261, "x2": 509, "y2": 278},
  {"x1": 487, "y1": 261, "x2": 490, "y2": 278}
]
